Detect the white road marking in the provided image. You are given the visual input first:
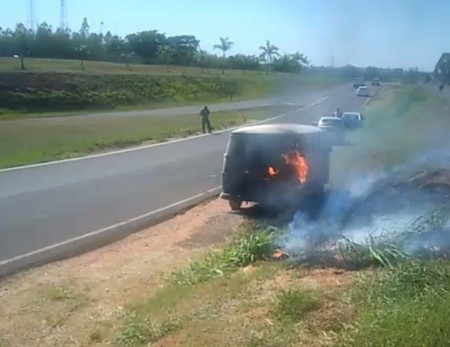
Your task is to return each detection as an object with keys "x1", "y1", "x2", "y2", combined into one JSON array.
[
  {"x1": 0, "y1": 186, "x2": 222, "y2": 267},
  {"x1": 0, "y1": 96, "x2": 328, "y2": 173}
]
